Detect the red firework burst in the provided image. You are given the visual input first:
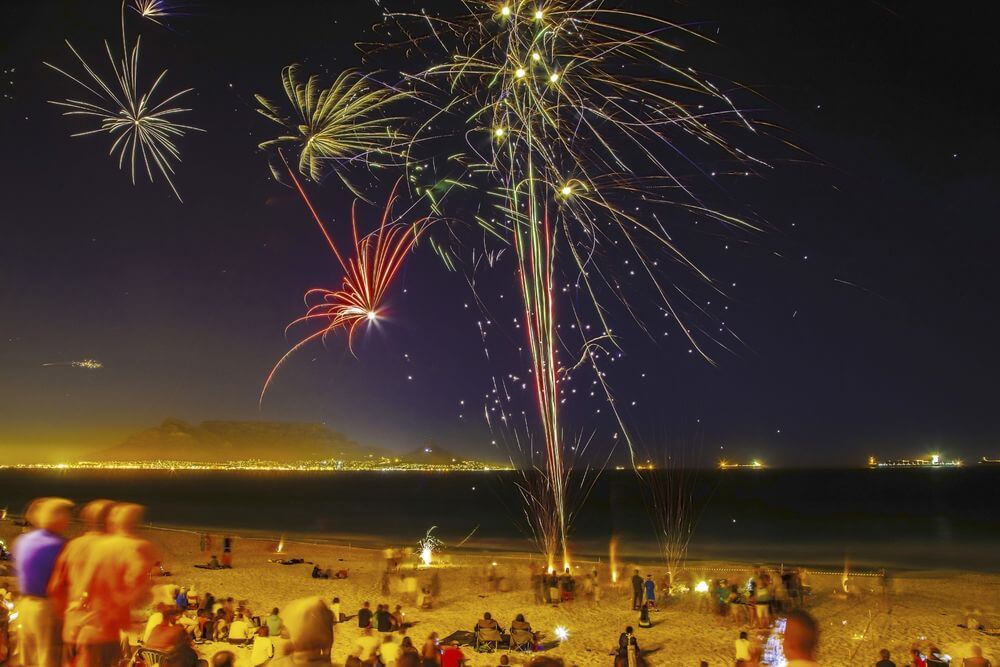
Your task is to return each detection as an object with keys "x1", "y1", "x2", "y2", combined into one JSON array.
[{"x1": 261, "y1": 182, "x2": 426, "y2": 404}]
